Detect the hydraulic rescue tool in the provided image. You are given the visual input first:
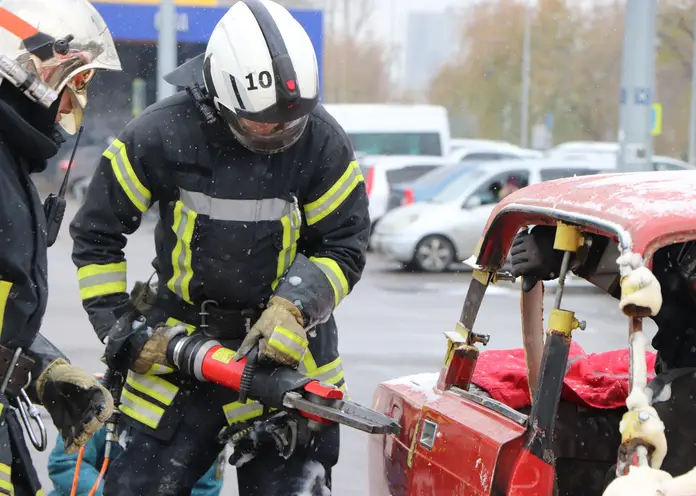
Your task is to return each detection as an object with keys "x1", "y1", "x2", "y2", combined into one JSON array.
[
  {"x1": 166, "y1": 333, "x2": 402, "y2": 437},
  {"x1": 70, "y1": 330, "x2": 400, "y2": 493}
]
